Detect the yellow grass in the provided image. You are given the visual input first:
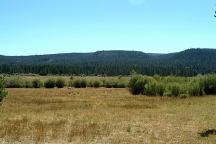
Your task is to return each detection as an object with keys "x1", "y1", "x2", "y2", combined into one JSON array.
[{"x1": 0, "y1": 88, "x2": 216, "y2": 143}]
